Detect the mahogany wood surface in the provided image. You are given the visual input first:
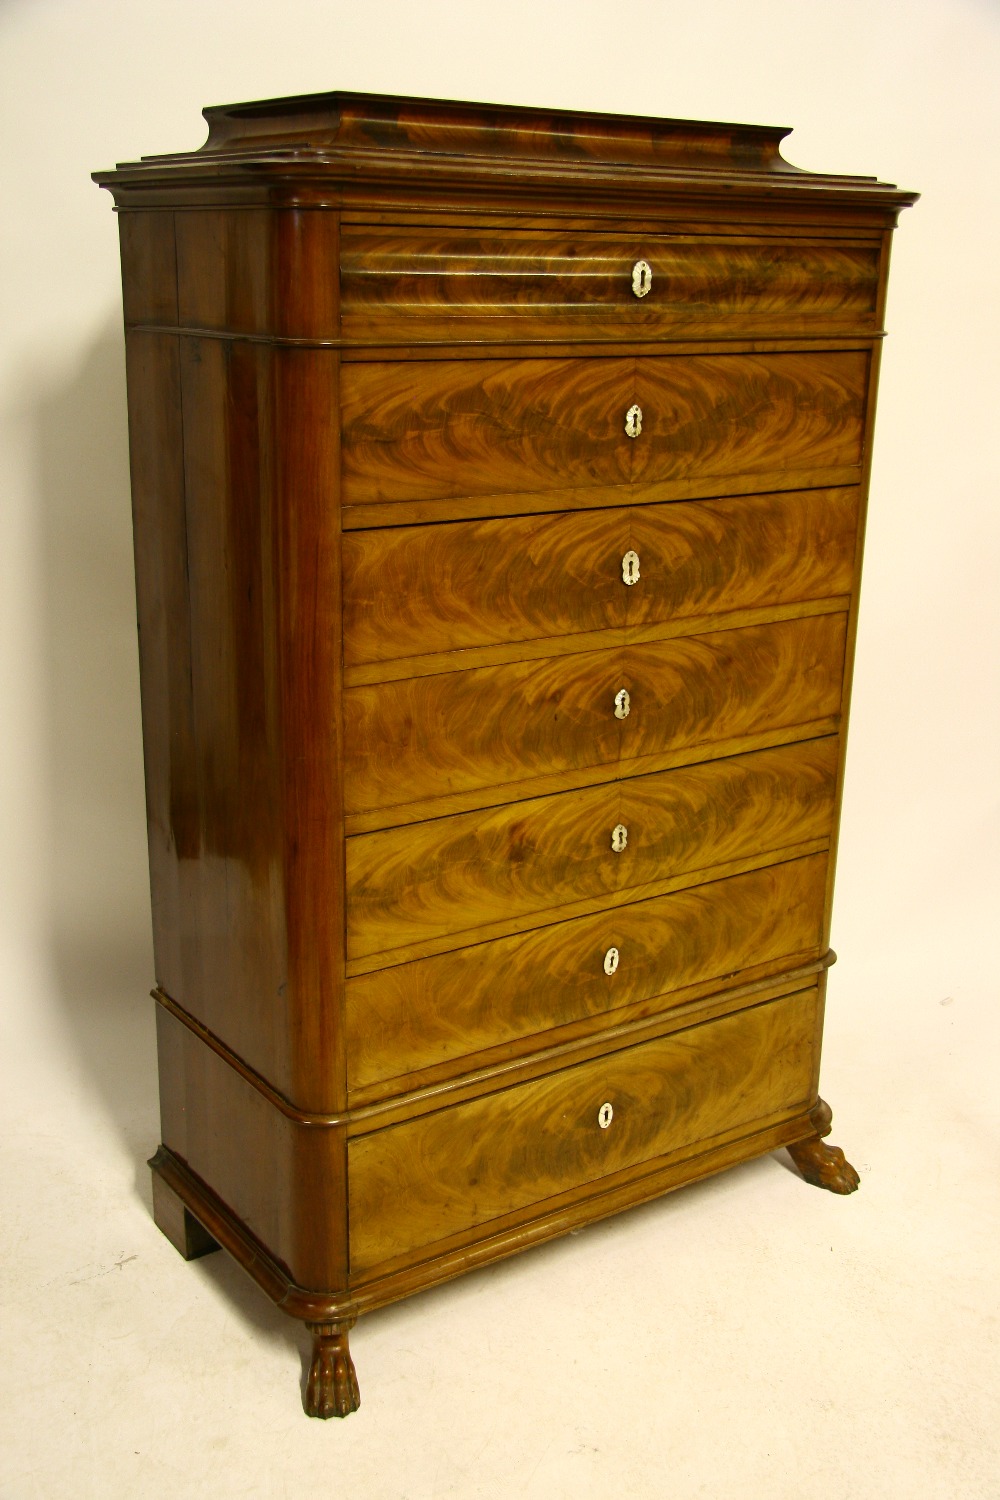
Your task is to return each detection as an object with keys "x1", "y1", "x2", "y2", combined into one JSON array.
[
  {"x1": 340, "y1": 462, "x2": 865, "y2": 531},
  {"x1": 156, "y1": 1003, "x2": 350, "y2": 1289},
  {"x1": 346, "y1": 852, "x2": 828, "y2": 1092},
  {"x1": 342, "y1": 486, "x2": 859, "y2": 669},
  {"x1": 348, "y1": 987, "x2": 819, "y2": 1273},
  {"x1": 340, "y1": 350, "x2": 867, "y2": 510},
  {"x1": 174, "y1": 208, "x2": 342, "y2": 339},
  {"x1": 193, "y1": 96, "x2": 817, "y2": 172},
  {"x1": 151, "y1": 1168, "x2": 220, "y2": 1261},
  {"x1": 96, "y1": 92, "x2": 914, "y2": 1418},
  {"x1": 346, "y1": 736, "x2": 839, "y2": 964},
  {"x1": 343, "y1": 613, "x2": 846, "y2": 814},
  {"x1": 340, "y1": 228, "x2": 881, "y2": 343},
  {"x1": 96, "y1": 92, "x2": 917, "y2": 224},
  {"x1": 343, "y1": 718, "x2": 842, "y2": 836}
]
